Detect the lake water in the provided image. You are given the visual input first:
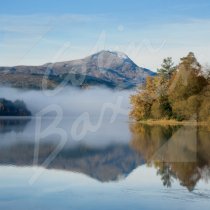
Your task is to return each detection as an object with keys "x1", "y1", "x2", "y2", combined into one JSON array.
[{"x1": 0, "y1": 116, "x2": 210, "y2": 210}]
